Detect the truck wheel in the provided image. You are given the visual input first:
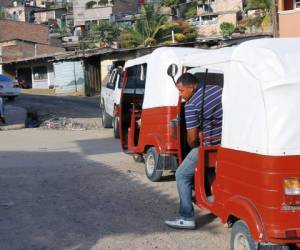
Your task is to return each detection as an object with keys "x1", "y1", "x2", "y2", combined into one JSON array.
[
  {"x1": 113, "y1": 112, "x2": 120, "y2": 138},
  {"x1": 145, "y1": 147, "x2": 163, "y2": 182},
  {"x1": 101, "y1": 102, "x2": 112, "y2": 128},
  {"x1": 231, "y1": 220, "x2": 257, "y2": 250}
]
